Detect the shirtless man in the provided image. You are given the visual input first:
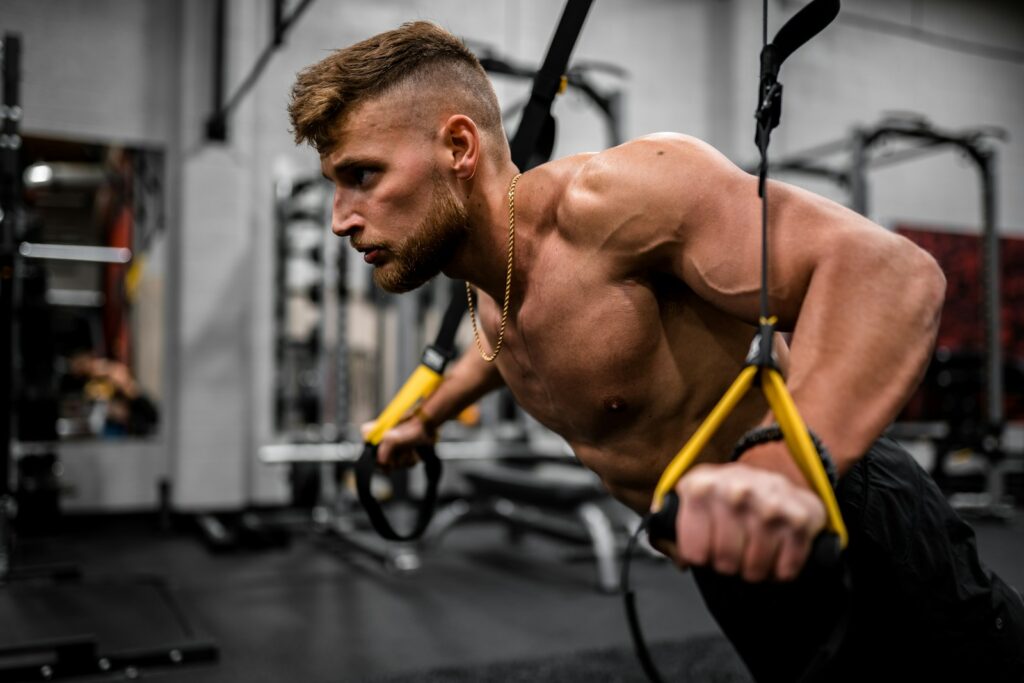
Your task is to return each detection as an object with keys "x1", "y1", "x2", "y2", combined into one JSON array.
[{"x1": 289, "y1": 21, "x2": 1024, "y2": 682}]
